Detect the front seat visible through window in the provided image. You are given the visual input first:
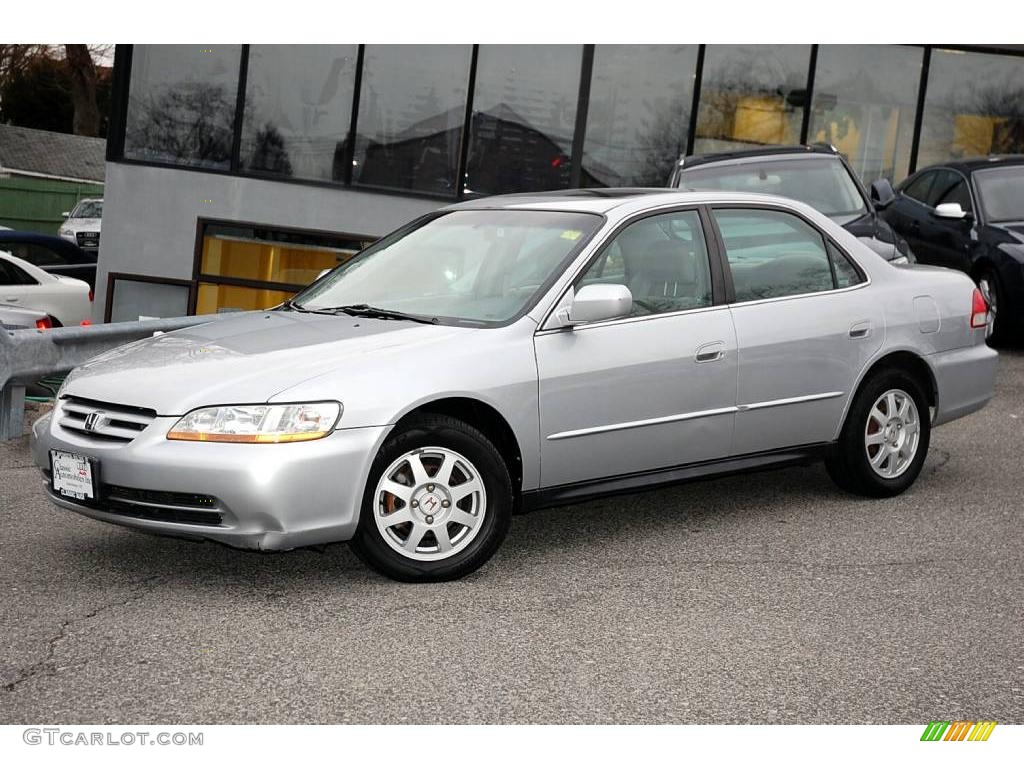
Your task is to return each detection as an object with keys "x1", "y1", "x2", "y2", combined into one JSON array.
[{"x1": 580, "y1": 210, "x2": 712, "y2": 316}]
